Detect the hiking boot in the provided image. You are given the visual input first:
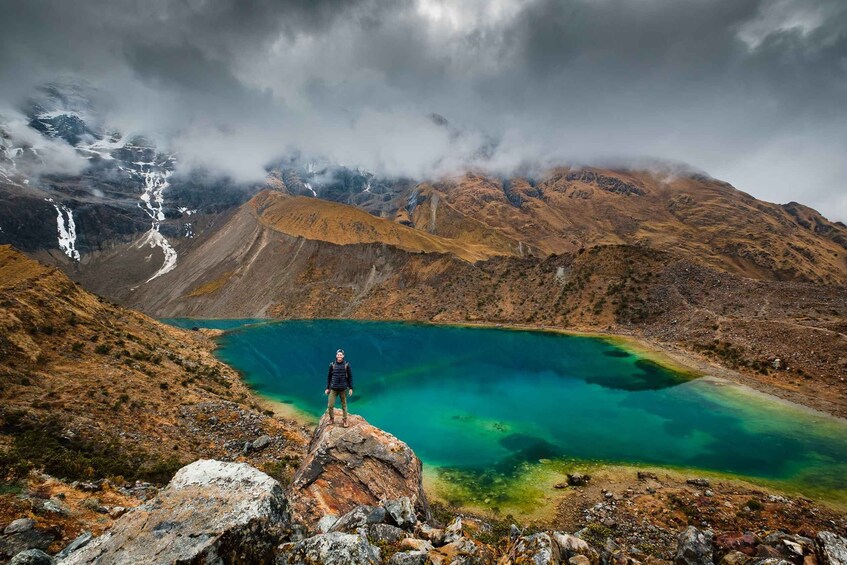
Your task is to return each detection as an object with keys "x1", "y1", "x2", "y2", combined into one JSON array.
[{"x1": 342, "y1": 419, "x2": 349, "y2": 428}]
